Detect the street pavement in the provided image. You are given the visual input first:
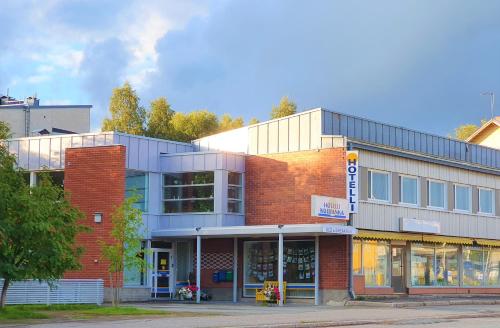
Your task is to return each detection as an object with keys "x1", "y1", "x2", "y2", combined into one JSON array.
[{"x1": 5, "y1": 302, "x2": 500, "y2": 328}]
